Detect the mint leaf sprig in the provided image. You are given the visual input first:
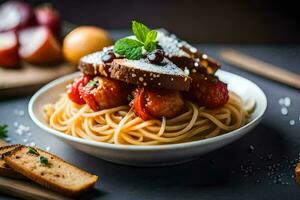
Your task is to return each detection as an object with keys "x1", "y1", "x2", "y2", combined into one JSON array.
[{"x1": 114, "y1": 21, "x2": 157, "y2": 60}]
